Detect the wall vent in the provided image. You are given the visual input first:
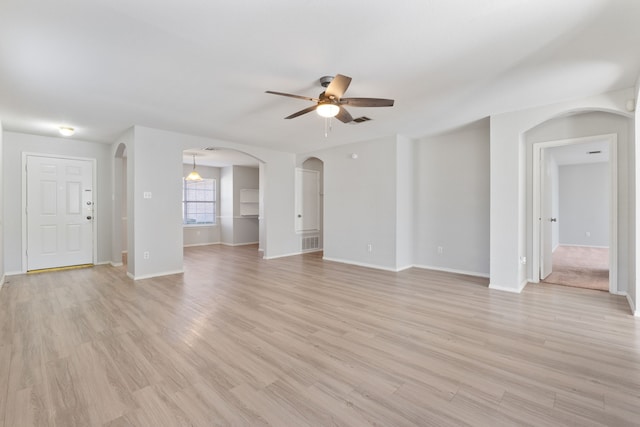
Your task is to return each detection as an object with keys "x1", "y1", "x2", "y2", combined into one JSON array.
[
  {"x1": 352, "y1": 116, "x2": 372, "y2": 124},
  {"x1": 301, "y1": 236, "x2": 319, "y2": 251}
]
